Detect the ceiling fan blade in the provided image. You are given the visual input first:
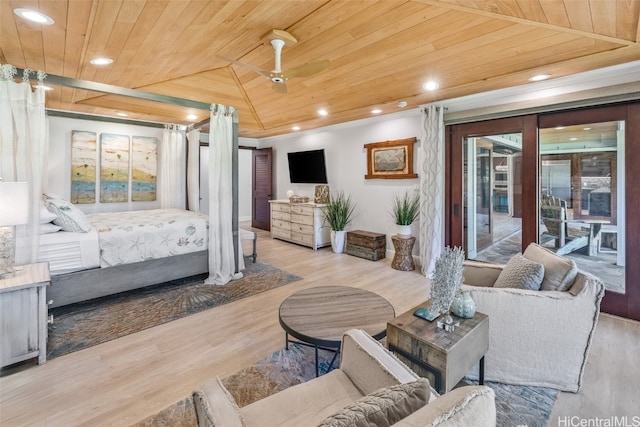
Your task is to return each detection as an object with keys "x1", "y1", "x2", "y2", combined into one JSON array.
[
  {"x1": 284, "y1": 60, "x2": 330, "y2": 78},
  {"x1": 272, "y1": 81, "x2": 287, "y2": 94},
  {"x1": 217, "y1": 55, "x2": 270, "y2": 79}
]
